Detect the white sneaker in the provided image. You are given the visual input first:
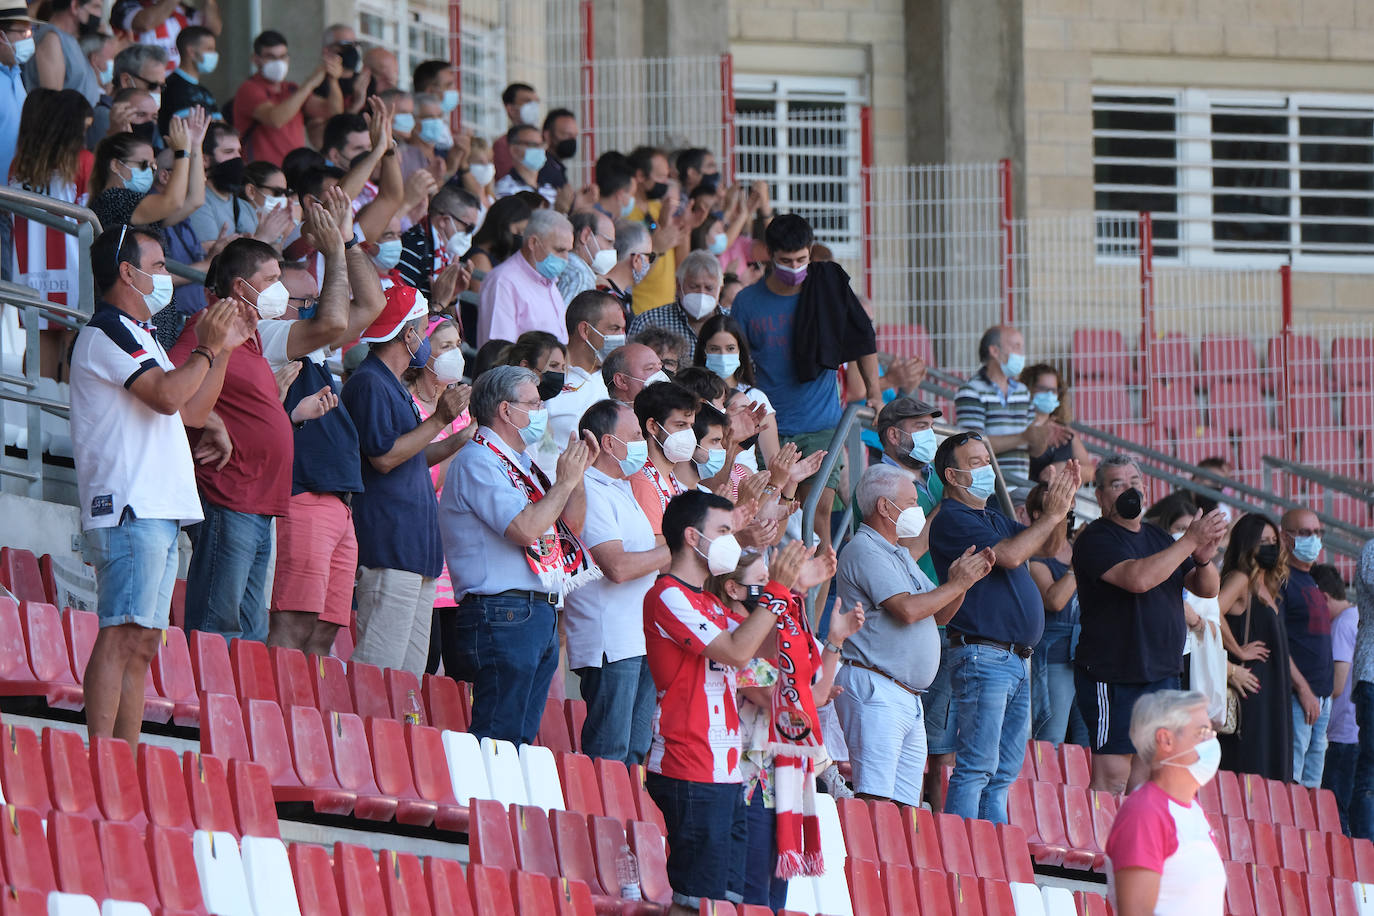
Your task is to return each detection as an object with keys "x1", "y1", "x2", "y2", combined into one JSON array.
[{"x1": 817, "y1": 762, "x2": 854, "y2": 798}]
